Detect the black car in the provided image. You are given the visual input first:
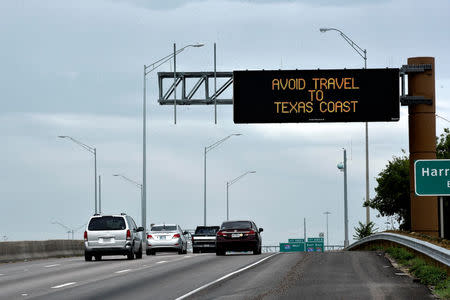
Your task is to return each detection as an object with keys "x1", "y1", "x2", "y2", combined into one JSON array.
[
  {"x1": 192, "y1": 226, "x2": 220, "y2": 253},
  {"x1": 215, "y1": 220, "x2": 263, "y2": 255}
]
